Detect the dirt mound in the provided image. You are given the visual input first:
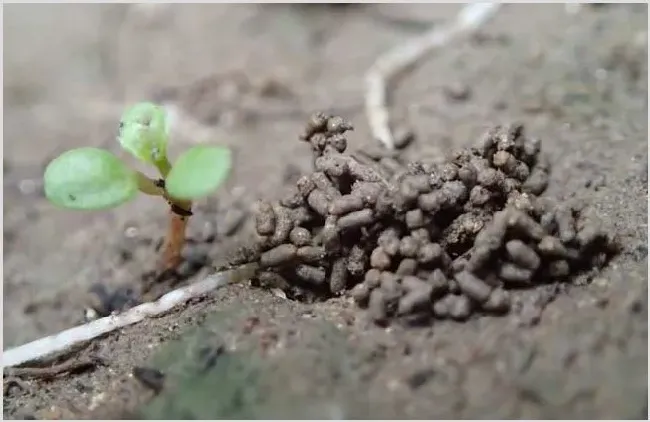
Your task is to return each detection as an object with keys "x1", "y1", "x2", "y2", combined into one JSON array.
[{"x1": 243, "y1": 113, "x2": 619, "y2": 325}]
